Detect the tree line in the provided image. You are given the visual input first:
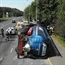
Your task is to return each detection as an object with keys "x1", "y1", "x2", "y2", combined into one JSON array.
[
  {"x1": 0, "y1": 7, "x2": 23, "y2": 18},
  {"x1": 24, "y1": 0, "x2": 58, "y2": 26},
  {"x1": 55, "y1": 0, "x2": 65, "y2": 39},
  {"x1": 24, "y1": 0, "x2": 65, "y2": 39}
]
